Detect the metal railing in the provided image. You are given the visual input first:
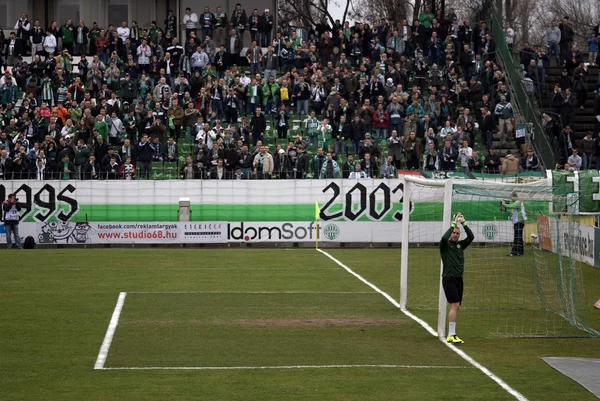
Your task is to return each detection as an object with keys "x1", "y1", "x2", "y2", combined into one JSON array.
[{"x1": 485, "y1": 6, "x2": 557, "y2": 169}]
